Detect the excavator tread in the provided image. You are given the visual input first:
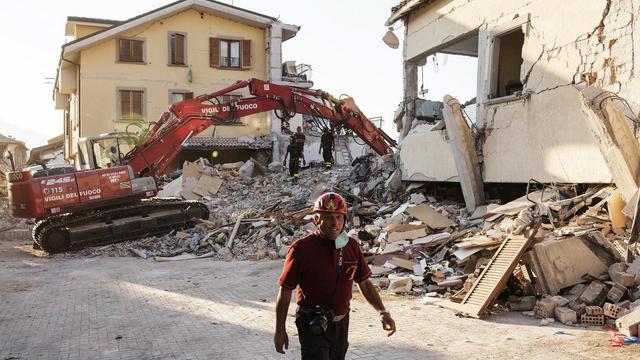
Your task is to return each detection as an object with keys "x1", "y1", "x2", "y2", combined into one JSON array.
[{"x1": 35, "y1": 198, "x2": 209, "y2": 253}]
